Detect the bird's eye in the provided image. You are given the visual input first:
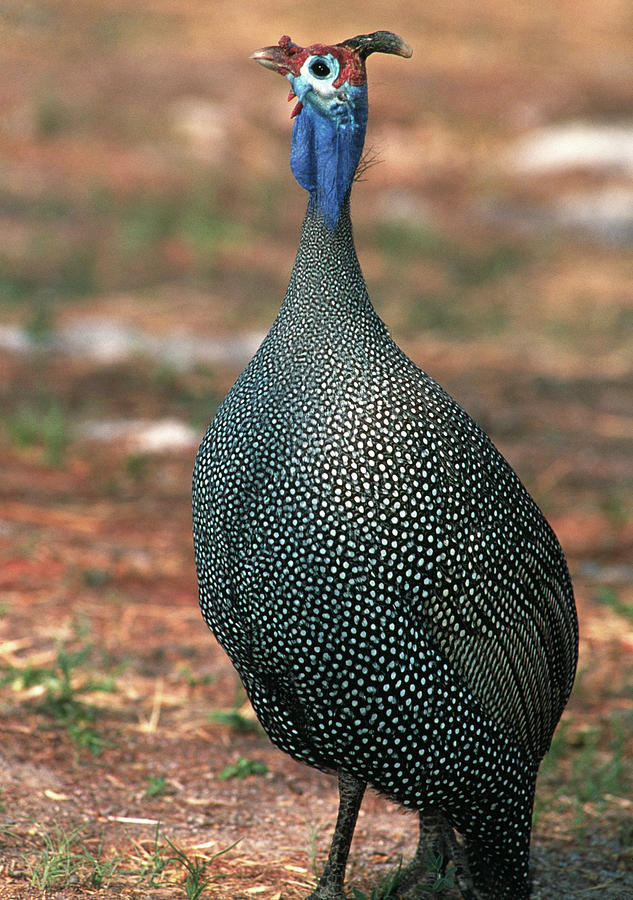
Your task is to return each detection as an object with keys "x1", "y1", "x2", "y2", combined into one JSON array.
[{"x1": 309, "y1": 58, "x2": 331, "y2": 79}]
